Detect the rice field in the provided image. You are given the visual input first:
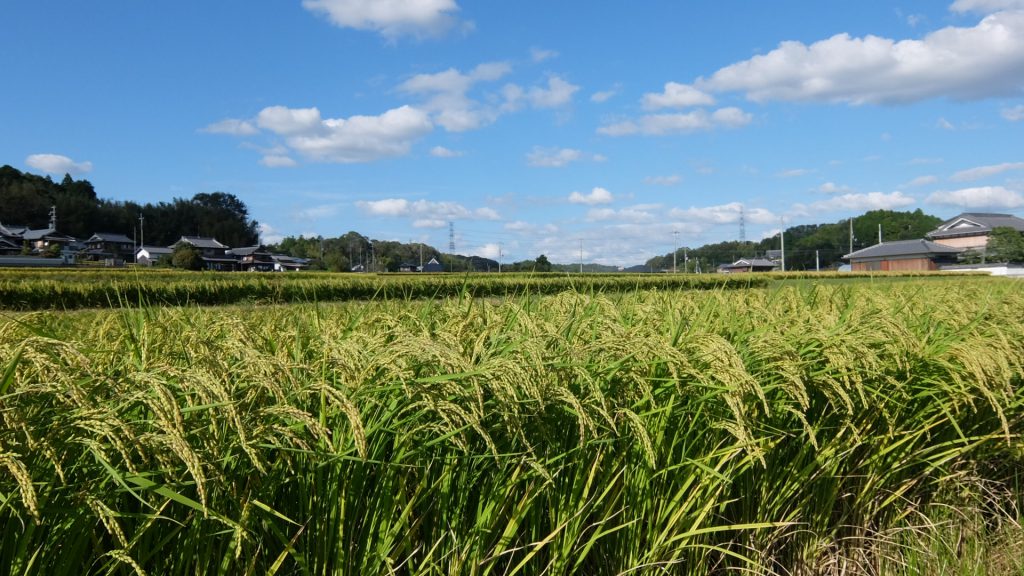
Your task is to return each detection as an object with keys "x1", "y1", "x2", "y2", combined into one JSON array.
[{"x1": 1, "y1": 277, "x2": 1022, "y2": 574}]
